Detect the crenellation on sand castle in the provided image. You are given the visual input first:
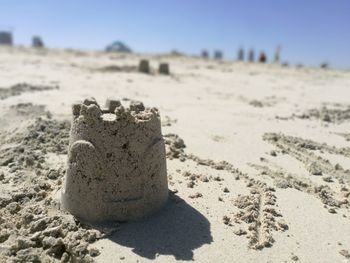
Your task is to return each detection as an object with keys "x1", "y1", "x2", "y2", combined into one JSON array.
[
  {"x1": 105, "y1": 98, "x2": 121, "y2": 112},
  {"x1": 62, "y1": 98, "x2": 168, "y2": 223}
]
